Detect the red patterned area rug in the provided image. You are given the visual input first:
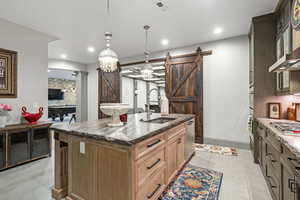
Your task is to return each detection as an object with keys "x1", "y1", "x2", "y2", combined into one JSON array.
[{"x1": 194, "y1": 144, "x2": 238, "y2": 156}]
